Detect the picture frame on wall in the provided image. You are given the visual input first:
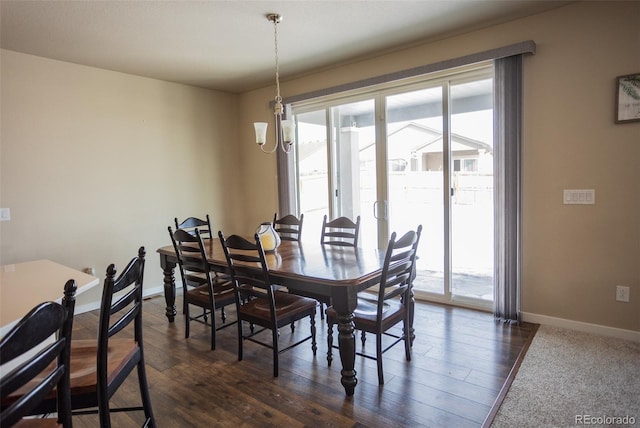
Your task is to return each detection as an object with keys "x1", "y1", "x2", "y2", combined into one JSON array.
[{"x1": 615, "y1": 73, "x2": 640, "y2": 123}]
